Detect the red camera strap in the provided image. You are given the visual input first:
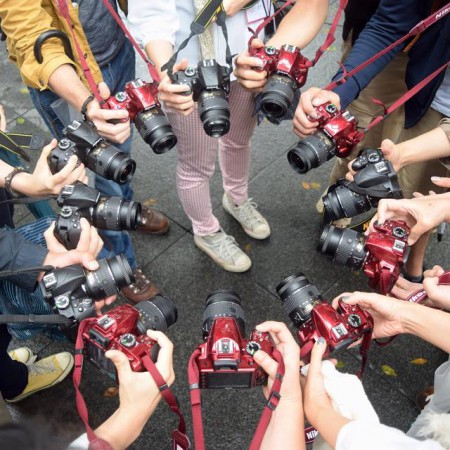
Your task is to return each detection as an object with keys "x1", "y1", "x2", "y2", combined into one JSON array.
[
  {"x1": 54, "y1": 0, "x2": 102, "y2": 102},
  {"x1": 72, "y1": 319, "x2": 190, "y2": 450},
  {"x1": 188, "y1": 348, "x2": 285, "y2": 450},
  {"x1": 248, "y1": 0, "x2": 348, "y2": 68},
  {"x1": 325, "y1": 2, "x2": 450, "y2": 92},
  {"x1": 405, "y1": 270, "x2": 450, "y2": 305}
]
